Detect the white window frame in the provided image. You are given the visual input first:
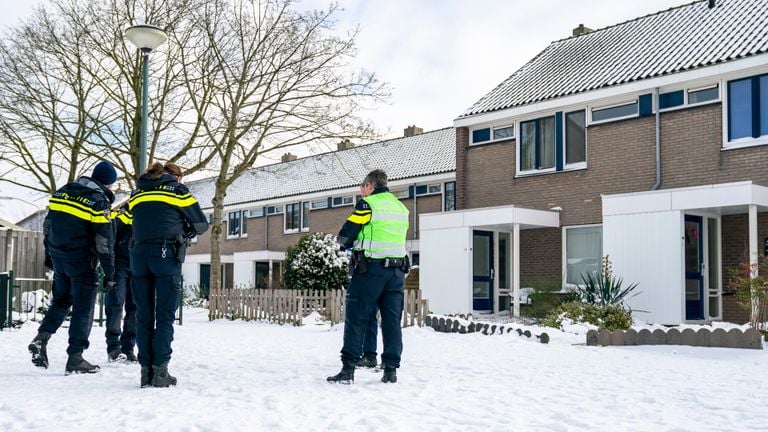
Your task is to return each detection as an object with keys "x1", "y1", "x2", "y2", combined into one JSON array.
[
  {"x1": 391, "y1": 189, "x2": 410, "y2": 199},
  {"x1": 658, "y1": 83, "x2": 721, "y2": 113},
  {"x1": 561, "y1": 224, "x2": 603, "y2": 290},
  {"x1": 588, "y1": 99, "x2": 639, "y2": 125},
  {"x1": 516, "y1": 114, "x2": 557, "y2": 176},
  {"x1": 563, "y1": 109, "x2": 587, "y2": 170},
  {"x1": 284, "y1": 201, "x2": 310, "y2": 233},
  {"x1": 331, "y1": 196, "x2": 354, "y2": 207},
  {"x1": 469, "y1": 123, "x2": 515, "y2": 146},
  {"x1": 310, "y1": 198, "x2": 329, "y2": 209},
  {"x1": 722, "y1": 72, "x2": 768, "y2": 150},
  {"x1": 226, "y1": 210, "x2": 248, "y2": 239},
  {"x1": 248, "y1": 207, "x2": 264, "y2": 218},
  {"x1": 442, "y1": 181, "x2": 456, "y2": 212},
  {"x1": 414, "y1": 183, "x2": 442, "y2": 197},
  {"x1": 266, "y1": 205, "x2": 284, "y2": 215}
]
